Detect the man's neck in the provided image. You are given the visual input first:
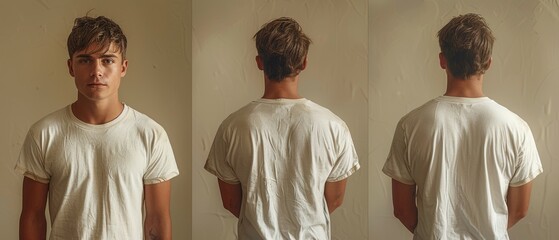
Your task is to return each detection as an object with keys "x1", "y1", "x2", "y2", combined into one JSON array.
[
  {"x1": 444, "y1": 74, "x2": 485, "y2": 98},
  {"x1": 71, "y1": 96, "x2": 124, "y2": 125},
  {"x1": 262, "y1": 75, "x2": 301, "y2": 99}
]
